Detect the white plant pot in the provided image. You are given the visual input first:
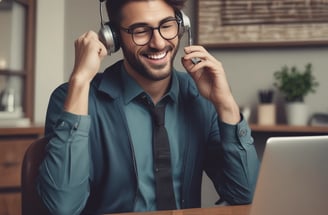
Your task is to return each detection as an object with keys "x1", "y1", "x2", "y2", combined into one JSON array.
[{"x1": 285, "y1": 102, "x2": 308, "y2": 126}]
